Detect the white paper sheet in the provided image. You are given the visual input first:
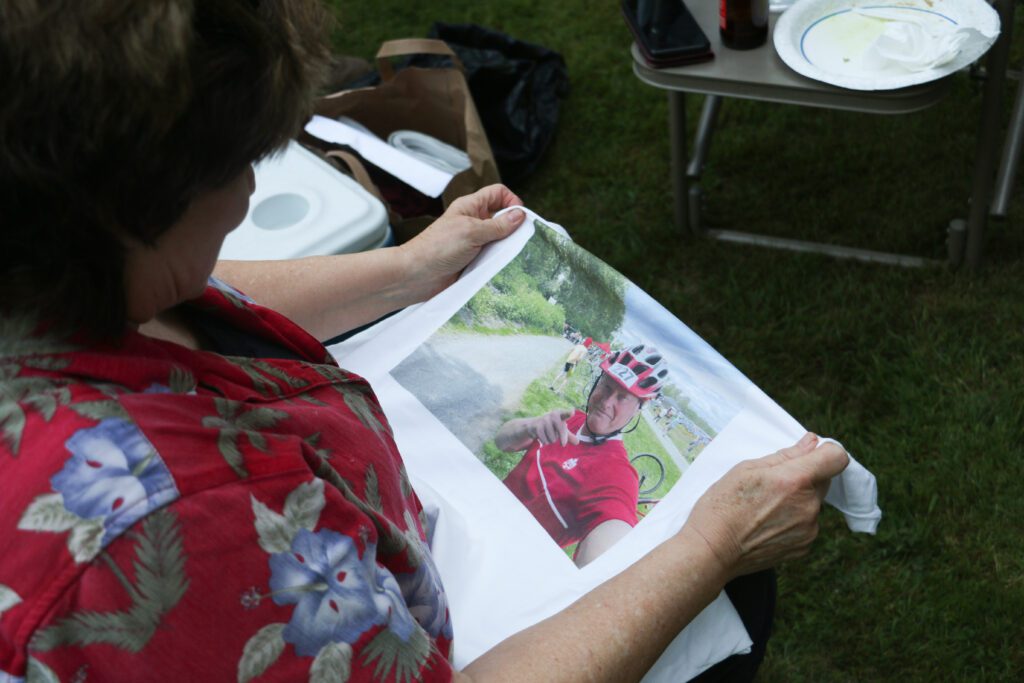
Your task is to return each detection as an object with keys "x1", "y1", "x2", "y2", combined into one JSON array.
[{"x1": 330, "y1": 208, "x2": 874, "y2": 680}]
